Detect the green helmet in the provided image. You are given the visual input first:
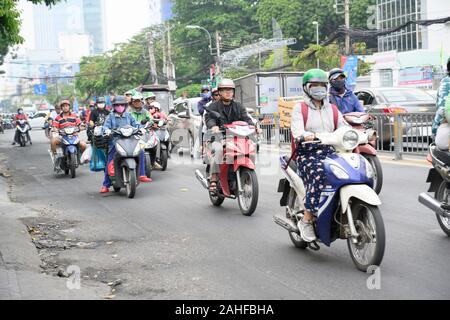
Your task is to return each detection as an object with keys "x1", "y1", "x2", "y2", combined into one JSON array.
[
  {"x1": 144, "y1": 92, "x2": 156, "y2": 99},
  {"x1": 131, "y1": 92, "x2": 143, "y2": 101},
  {"x1": 302, "y1": 69, "x2": 329, "y2": 86}
]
